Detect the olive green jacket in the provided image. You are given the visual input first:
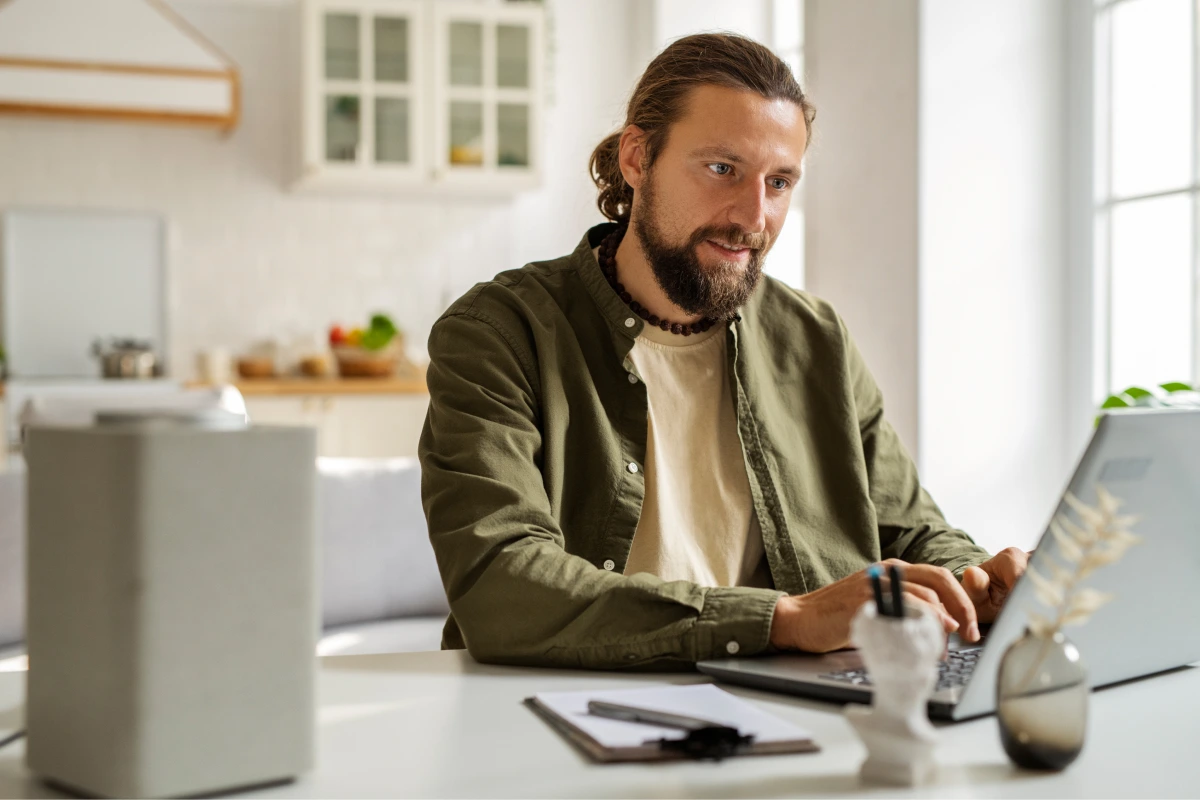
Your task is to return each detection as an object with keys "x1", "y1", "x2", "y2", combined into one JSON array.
[{"x1": 419, "y1": 223, "x2": 989, "y2": 669}]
